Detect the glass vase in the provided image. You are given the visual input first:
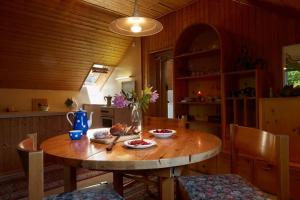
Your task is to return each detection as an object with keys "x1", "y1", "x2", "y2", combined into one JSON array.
[{"x1": 131, "y1": 103, "x2": 142, "y2": 133}]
